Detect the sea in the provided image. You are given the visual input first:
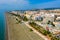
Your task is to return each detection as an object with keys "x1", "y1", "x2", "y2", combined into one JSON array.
[
  {"x1": 0, "y1": 4, "x2": 59, "y2": 40},
  {"x1": 0, "y1": 6, "x2": 22, "y2": 40},
  {"x1": 0, "y1": 10, "x2": 5, "y2": 40}
]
